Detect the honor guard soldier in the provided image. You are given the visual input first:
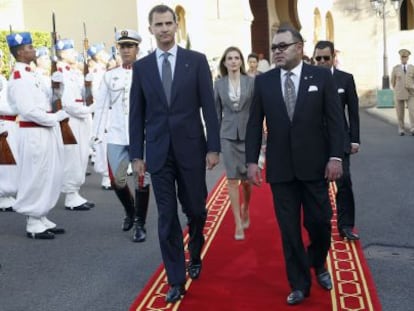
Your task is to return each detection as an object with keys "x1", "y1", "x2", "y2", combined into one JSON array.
[
  {"x1": 7, "y1": 32, "x2": 67, "y2": 238},
  {"x1": 35, "y1": 46, "x2": 52, "y2": 87},
  {"x1": 87, "y1": 43, "x2": 112, "y2": 190},
  {"x1": 56, "y1": 39, "x2": 95, "y2": 210},
  {"x1": 0, "y1": 48, "x2": 18, "y2": 212},
  {"x1": 92, "y1": 29, "x2": 150, "y2": 242}
]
